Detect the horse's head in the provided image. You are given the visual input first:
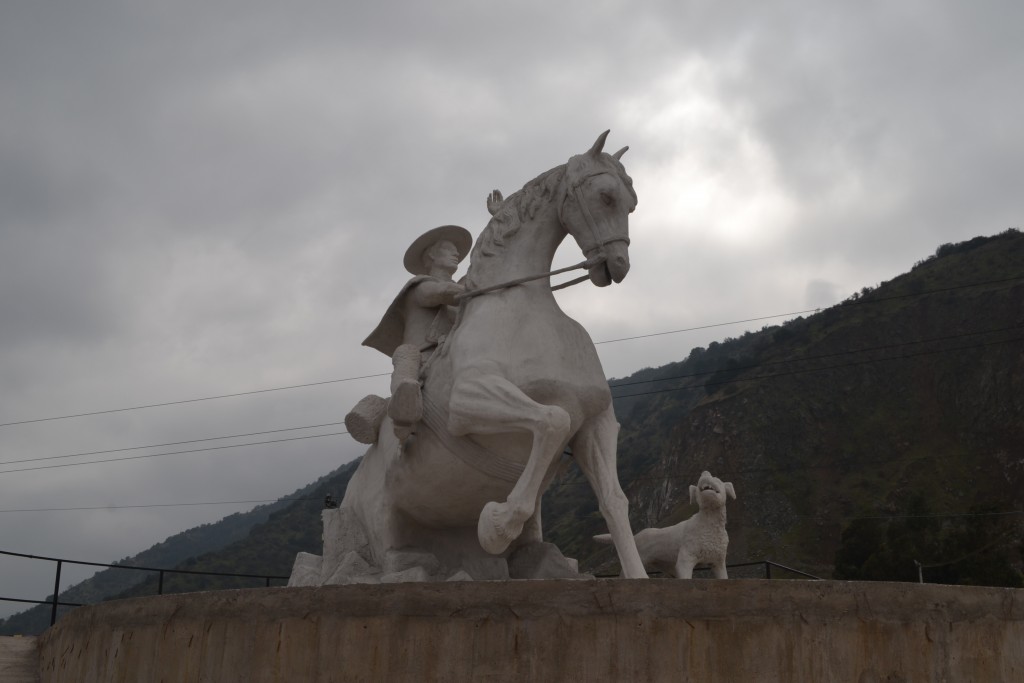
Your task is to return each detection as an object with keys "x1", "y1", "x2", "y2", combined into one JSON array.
[{"x1": 560, "y1": 131, "x2": 638, "y2": 287}]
